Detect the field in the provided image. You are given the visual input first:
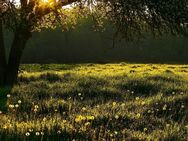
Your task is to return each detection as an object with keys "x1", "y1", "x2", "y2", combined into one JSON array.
[{"x1": 0, "y1": 63, "x2": 188, "y2": 141}]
